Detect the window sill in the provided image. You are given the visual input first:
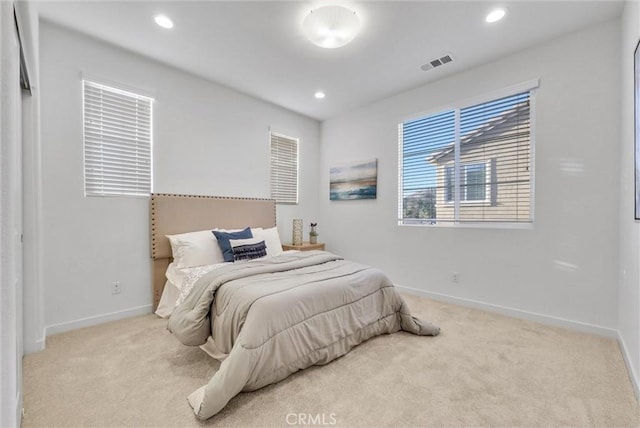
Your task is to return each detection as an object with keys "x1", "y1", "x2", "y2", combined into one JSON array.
[{"x1": 398, "y1": 221, "x2": 534, "y2": 230}]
